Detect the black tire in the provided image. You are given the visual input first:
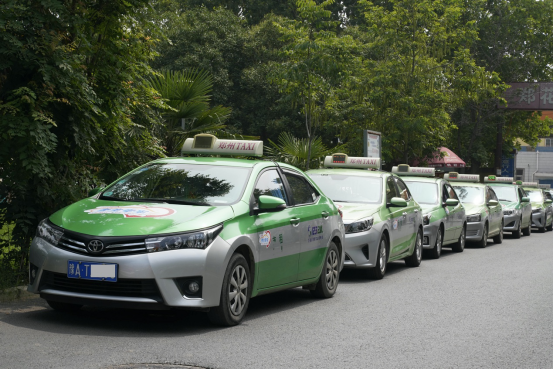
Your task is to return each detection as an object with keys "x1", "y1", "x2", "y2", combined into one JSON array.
[
  {"x1": 547, "y1": 223, "x2": 553, "y2": 232},
  {"x1": 512, "y1": 219, "x2": 522, "y2": 239},
  {"x1": 538, "y1": 224, "x2": 546, "y2": 233},
  {"x1": 451, "y1": 224, "x2": 466, "y2": 253},
  {"x1": 405, "y1": 228, "x2": 423, "y2": 267},
  {"x1": 46, "y1": 300, "x2": 82, "y2": 312},
  {"x1": 427, "y1": 227, "x2": 442, "y2": 259},
  {"x1": 493, "y1": 221, "x2": 504, "y2": 244},
  {"x1": 477, "y1": 223, "x2": 488, "y2": 248},
  {"x1": 208, "y1": 253, "x2": 251, "y2": 326},
  {"x1": 367, "y1": 234, "x2": 388, "y2": 280},
  {"x1": 311, "y1": 242, "x2": 340, "y2": 298},
  {"x1": 523, "y1": 216, "x2": 532, "y2": 236}
]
